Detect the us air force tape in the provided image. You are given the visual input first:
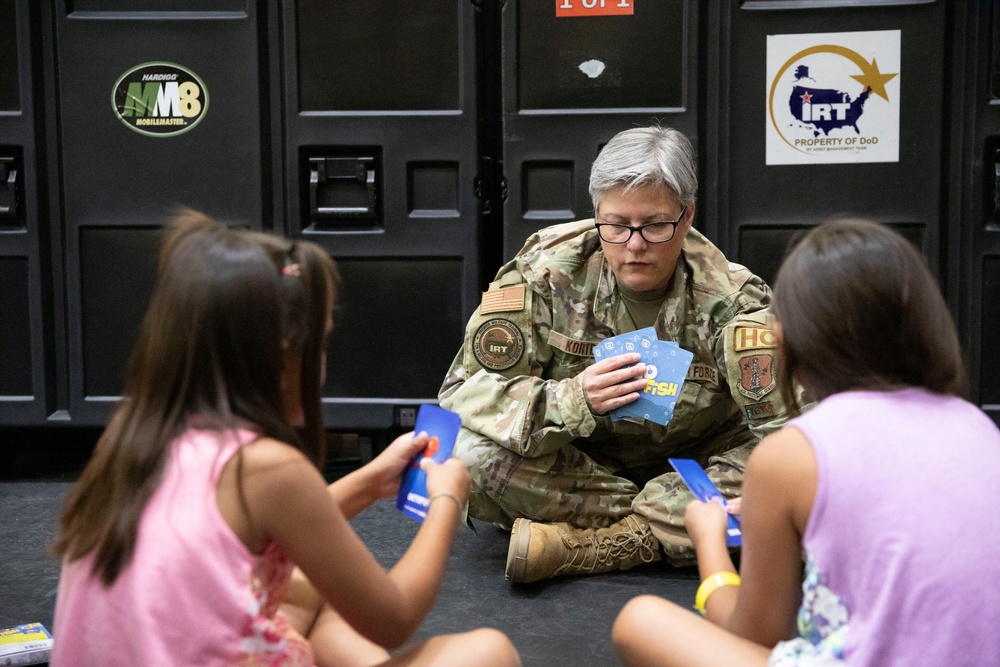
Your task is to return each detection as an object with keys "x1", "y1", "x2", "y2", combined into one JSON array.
[{"x1": 473, "y1": 318, "x2": 525, "y2": 371}]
